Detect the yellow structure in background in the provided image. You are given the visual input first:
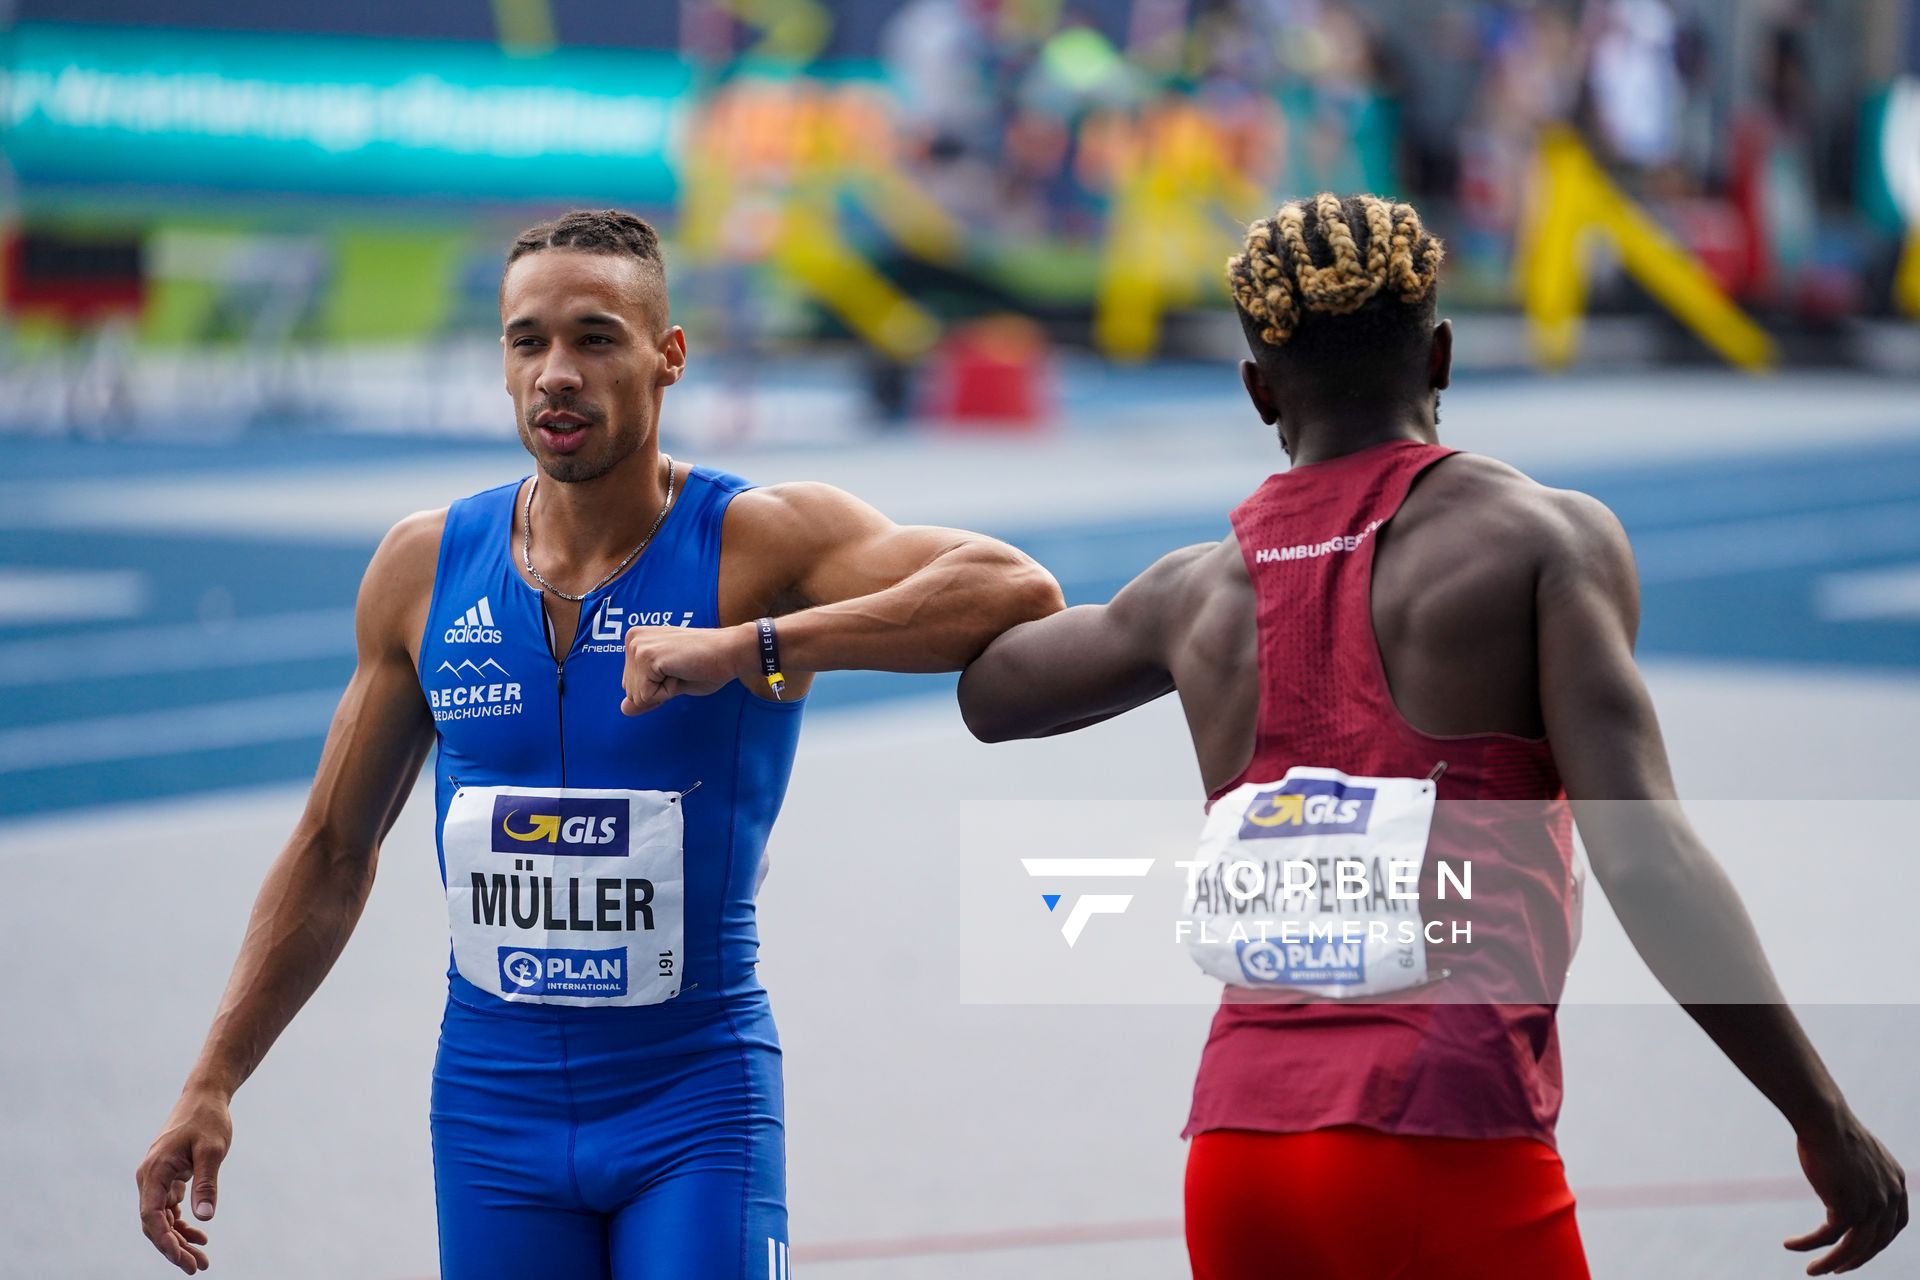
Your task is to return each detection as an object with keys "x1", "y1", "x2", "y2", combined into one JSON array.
[
  {"x1": 679, "y1": 79, "x2": 963, "y2": 361},
  {"x1": 1094, "y1": 102, "x2": 1264, "y2": 361},
  {"x1": 714, "y1": 0, "x2": 831, "y2": 64},
  {"x1": 1517, "y1": 126, "x2": 1776, "y2": 372},
  {"x1": 490, "y1": 0, "x2": 557, "y2": 55},
  {"x1": 1897, "y1": 227, "x2": 1920, "y2": 318}
]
